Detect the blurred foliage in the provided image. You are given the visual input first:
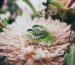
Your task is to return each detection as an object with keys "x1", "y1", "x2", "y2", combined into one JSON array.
[
  {"x1": 63, "y1": 10, "x2": 75, "y2": 31},
  {"x1": 0, "y1": 0, "x2": 20, "y2": 32},
  {"x1": 0, "y1": 0, "x2": 20, "y2": 14},
  {"x1": 0, "y1": 9, "x2": 6, "y2": 13},
  {"x1": 8, "y1": 0, "x2": 20, "y2": 14},
  {"x1": 49, "y1": 0, "x2": 66, "y2": 10},
  {"x1": 64, "y1": 46, "x2": 75, "y2": 65},
  {"x1": 0, "y1": 0, "x2": 4, "y2": 8}
]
